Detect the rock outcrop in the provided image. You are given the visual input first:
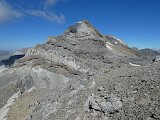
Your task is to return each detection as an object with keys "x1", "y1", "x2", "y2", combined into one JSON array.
[{"x1": 152, "y1": 56, "x2": 160, "y2": 62}]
